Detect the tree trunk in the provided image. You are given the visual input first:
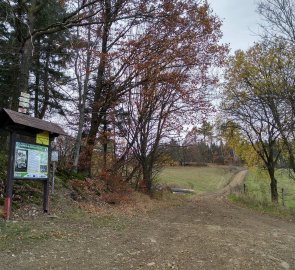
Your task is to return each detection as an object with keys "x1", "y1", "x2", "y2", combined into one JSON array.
[
  {"x1": 87, "y1": 41, "x2": 108, "y2": 145},
  {"x1": 18, "y1": 39, "x2": 33, "y2": 96},
  {"x1": 268, "y1": 165, "x2": 278, "y2": 203},
  {"x1": 72, "y1": 82, "x2": 86, "y2": 173},
  {"x1": 72, "y1": 87, "x2": 86, "y2": 172},
  {"x1": 72, "y1": 24, "x2": 92, "y2": 173},
  {"x1": 38, "y1": 51, "x2": 50, "y2": 119},
  {"x1": 34, "y1": 37, "x2": 41, "y2": 117},
  {"x1": 16, "y1": 0, "x2": 39, "y2": 106},
  {"x1": 85, "y1": 1, "x2": 111, "y2": 175},
  {"x1": 142, "y1": 163, "x2": 153, "y2": 193},
  {"x1": 102, "y1": 114, "x2": 108, "y2": 170}
]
